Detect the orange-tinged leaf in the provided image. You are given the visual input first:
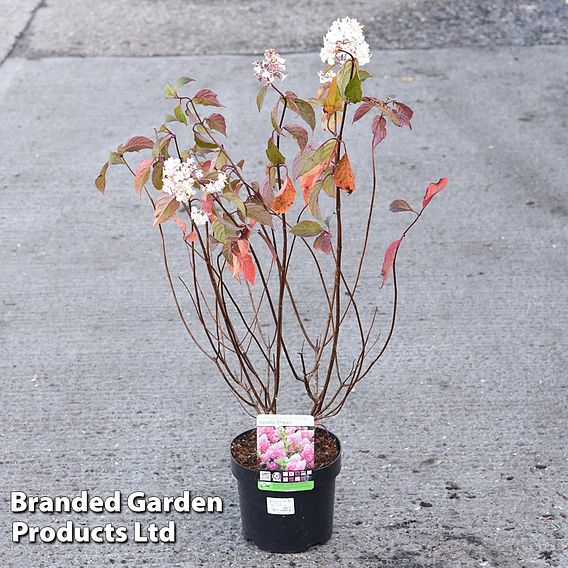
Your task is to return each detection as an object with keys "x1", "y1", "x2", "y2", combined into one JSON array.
[
  {"x1": 237, "y1": 238, "x2": 250, "y2": 257},
  {"x1": 134, "y1": 158, "x2": 153, "y2": 198},
  {"x1": 333, "y1": 153, "x2": 356, "y2": 193},
  {"x1": 300, "y1": 162, "x2": 326, "y2": 203},
  {"x1": 153, "y1": 194, "x2": 178, "y2": 226},
  {"x1": 381, "y1": 239, "x2": 401, "y2": 287},
  {"x1": 323, "y1": 76, "x2": 342, "y2": 115},
  {"x1": 273, "y1": 176, "x2": 296, "y2": 214},
  {"x1": 240, "y1": 254, "x2": 256, "y2": 286},
  {"x1": 185, "y1": 231, "x2": 198, "y2": 243},
  {"x1": 95, "y1": 162, "x2": 109, "y2": 194},
  {"x1": 422, "y1": 177, "x2": 449, "y2": 209}
]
